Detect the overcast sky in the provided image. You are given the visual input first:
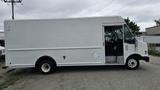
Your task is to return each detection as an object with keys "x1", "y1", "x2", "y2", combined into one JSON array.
[{"x1": 0, "y1": 0, "x2": 160, "y2": 31}]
